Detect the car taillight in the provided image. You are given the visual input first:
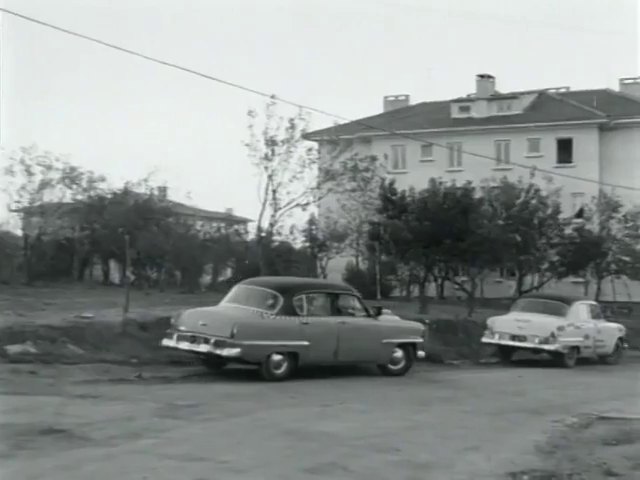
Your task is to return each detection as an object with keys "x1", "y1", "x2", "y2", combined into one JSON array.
[
  {"x1": 539, "y1": 332, "x2": 557, "y2": 345},
  {"x1": 230, "y1": 325, "x2": 238, "y2": 339},
  {"x1": 170, "y1": 311, "x2": 183, "y2": 326}
]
